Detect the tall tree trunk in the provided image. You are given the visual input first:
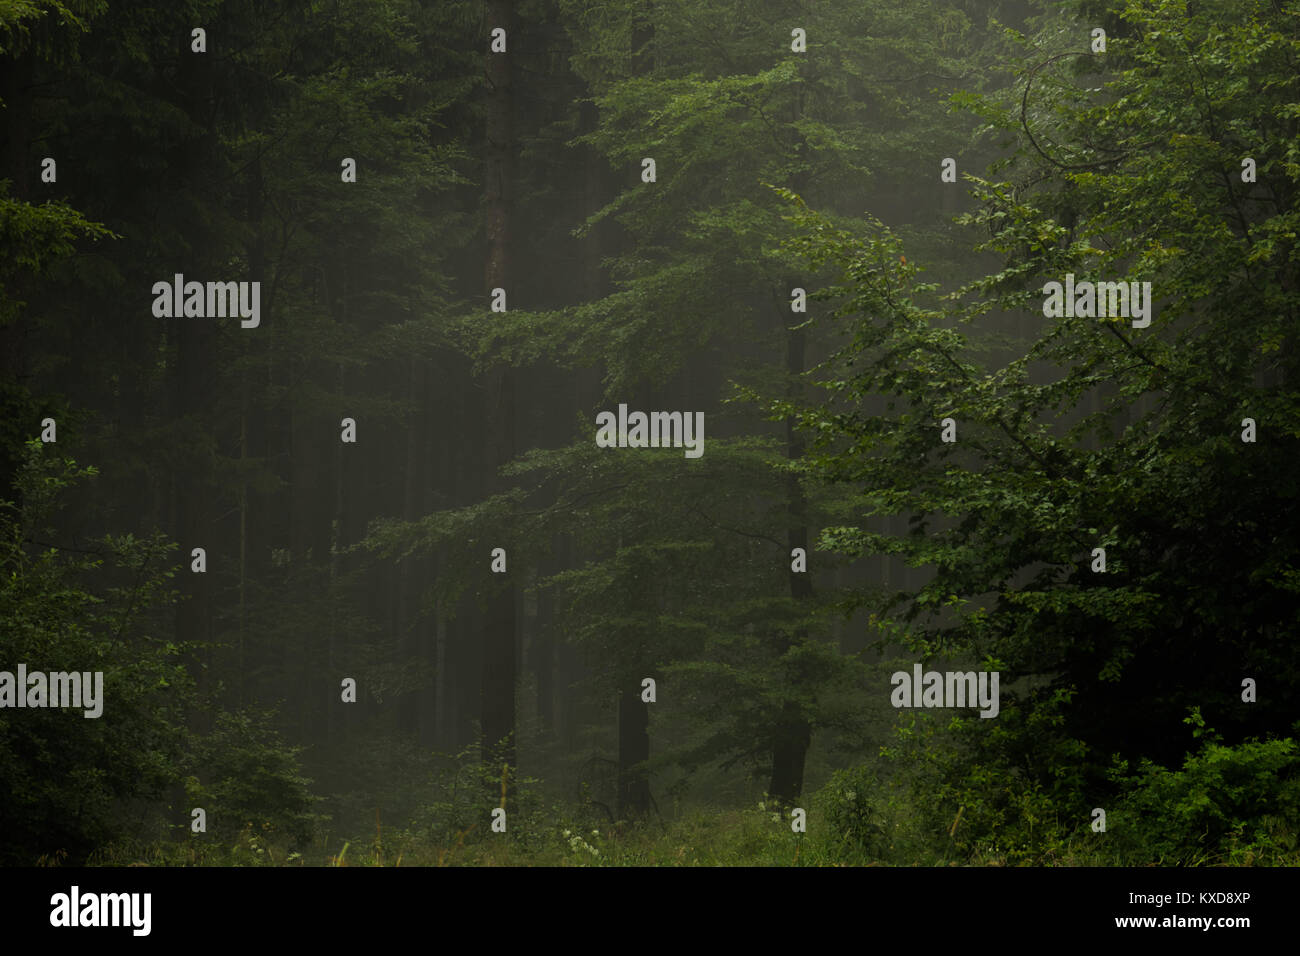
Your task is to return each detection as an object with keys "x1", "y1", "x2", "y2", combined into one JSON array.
[
  {"x1": 241, "y1": 148, "x2": 267, "y2": 712},
  {"x1": 399, "y1": 356, "x2": 423, "y2": 735},
  {"x1": 480, "y1": 0, "x2": 517, "y2": 789},
  {"x1": 767, "y1": 78, "x2": 816, "y2": 807},
  {"x1": 533, "y1": 553, "x2": 554, "y2": 731},
  {"x1": 769, "y1": 308, "x2": 813, "y2": 807},
  {"x1": 612, "y1": 0, "x2": 658, "y2": 821},
  {"x1": 173, "y1": 32, "x2": 216, "y2": 737},
  {"x1": 432, "y1": 365, "x2": 457, "y2": 751}
]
